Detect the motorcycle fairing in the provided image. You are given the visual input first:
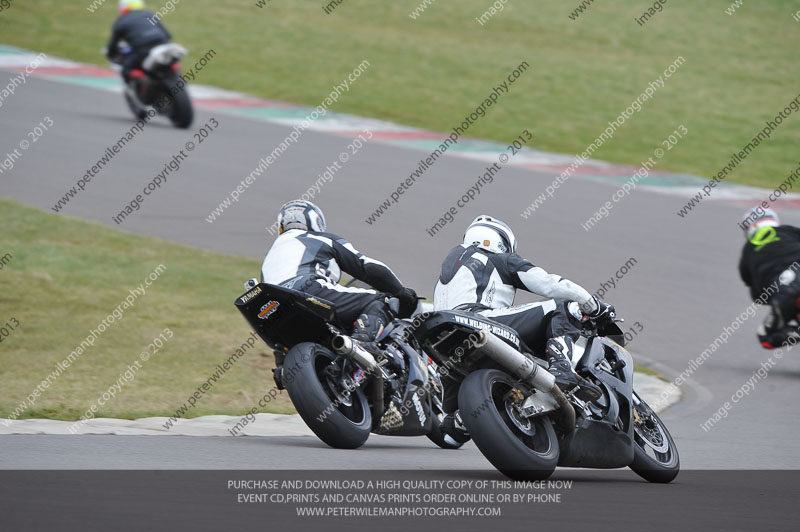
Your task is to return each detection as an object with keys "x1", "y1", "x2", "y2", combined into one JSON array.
[
  {"x1": 234, "y1": 283, "x2": 336, "y2": 352},
  {"x1": 410, "y1": 311, "x2": 542, "y2": 382},
  {"x1": 374, "y1": 322, "x2": 435, "y2": 436},
  {"x1": 557, "y1": 337, "x2": 636, "y2": 468},
  {"x1": 142, "y1": 43, "x2": 187, "y2": 71}
]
